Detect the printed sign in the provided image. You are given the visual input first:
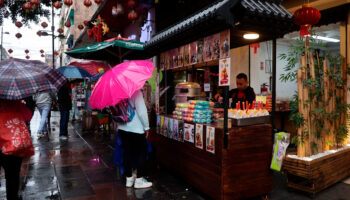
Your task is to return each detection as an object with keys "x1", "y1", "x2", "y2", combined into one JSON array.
[
  {"x1": 160, "y1": 116, "x2": 164, "y2": 135},
  {"x1": 178, "y1": 120, "x2": 184, "y2": 142},
  {"x1": 163, "y1": 117, "x2": 169, "y2": 137},
  {"x1": 178, "y1": 46, "x2": 184, "y2": 67},
  {"x1": 204, "y1": 83, "x2": 210, "y2": 92},
  {"x1": 197, "y1": 39, "x2": 204, "y2": 63},
  {"x1": 195, "y1": 124, "x2": 204, "y2": 149},
  {"x1": 206, "y1": 126, "x2": 215, "y2": 154},
  {"x1": 219, "y1": 58, "x2": 231, "y2": 86},
  {"x1": 190, "y1": 41, "x2": 197, "y2": 64},
  {"x1": 212, "y1": 33, "x2": 220, "y2": 60},
  {"x1": 168, "y1": 118, "x2": 173, "y2": 138},
  {"x1": 184, "y1": 44, "x2": 190, "y2": 66},
  {"x1": 173, "y1": 119, "x2": 179, "y2": 140},
  {"x1": 184, "y1": 123, "x2": 194, "y2": 143},
  {"x1": 220, "y1": 29, "x2": 230, "y2": 58},
  {"x1": 204, "y1": 35, "x2": 213, "y2": 62},
  {"x1": 157, "y1": 115, "x2": 161, "y2": 134}
]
